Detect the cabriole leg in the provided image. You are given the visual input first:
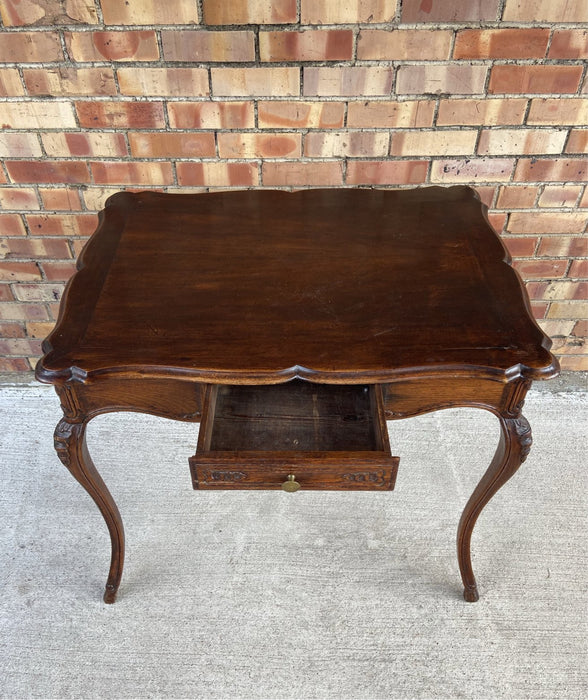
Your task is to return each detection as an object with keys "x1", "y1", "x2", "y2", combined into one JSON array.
[
  {"x1": 54, "y1": 417, "x2": 125, "y2": 603},
  {"x1": 457, "y1": 414, "x2": 532, "y2": 602}
]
